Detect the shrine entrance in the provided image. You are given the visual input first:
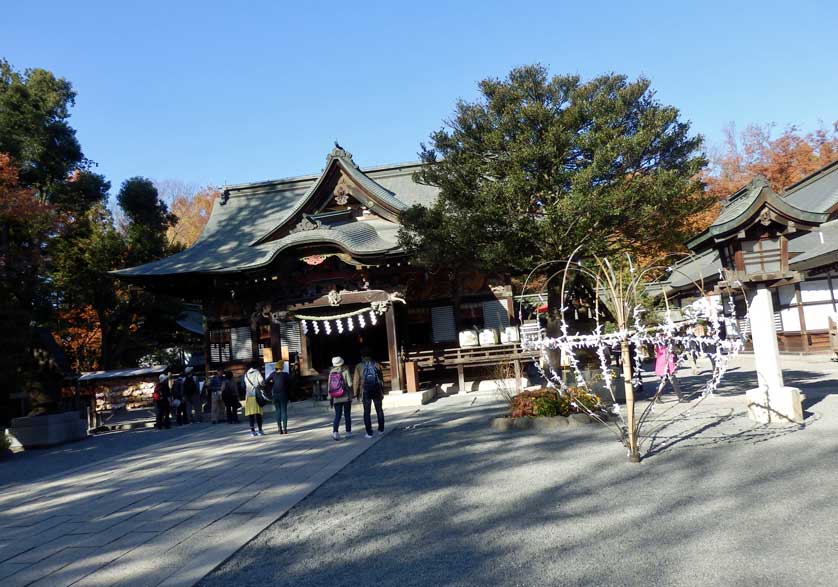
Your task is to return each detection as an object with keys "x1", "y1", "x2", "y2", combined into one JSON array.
[
  {"x1": 289, "y1": 290, "x2": 404, "y2": 391},
  {"x1": 304, "y1": 305, "x2": 390, "y2": 372}
]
